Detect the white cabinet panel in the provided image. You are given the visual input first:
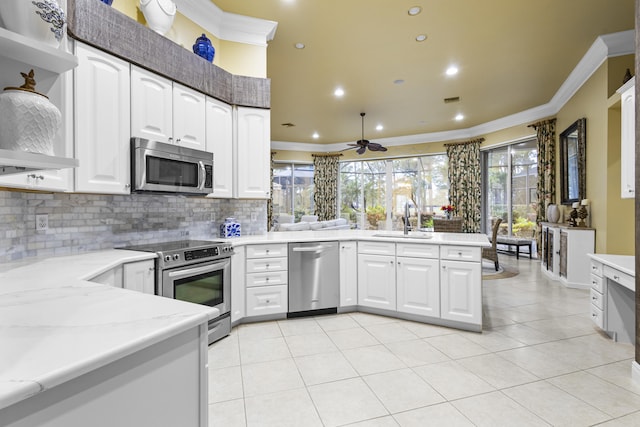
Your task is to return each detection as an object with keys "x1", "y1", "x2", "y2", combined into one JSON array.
[
  {"x1": 205, "y1": 97, "x2": 234, "y2": 198},
  {"x1": 123, "y1": 260, "x2": 155, "y2": 294},
  {"x1": 246, "y1": 243, "x2": 287, "y2": 258},
  {"x1": 619, "y1": 79, "x2": 635, "y2": 198},
  {"x1": 246, "y1": 285, "x2": 288, "y2": 316},
  {"x1": 397, "y1": 257, "x2": 440, "y2": 317},
  {"x1": 235, "y1": 107, "x2": 271, "y2": 199},
  {"x1": 172, "y1": 83, "x2": 206, "y2": 151},
  {"x1": 231, "y1": 246, "x2": 246, "y2": 323},
  {"x1": 357, "y1": 253, "x2": 396, "y2": 310},
  {"x1": 339, "y1": 241, "x2": 358, "y2": 307},
  {"x1": 74, "y1": 42, "x2": 131, "y2": 194},
  {"x1": 358, "y1": 241, "x2": 395, "y2": 256},
  {"x1": 130, "y1": 65, "x2": 173, "y2": 143},
  {"x1": 245, "y1": 270, "x2": 288, "y2": 287},
  {"x1": 246, "y1": 257, "x2": 288, "y2": 273},
  {"x1": 440, "y1": 245, "x2": 481, "y2": 262},
  {"x1": 396, "y1": 243, "x2": 438, "y2": 259},
  {"x1": 440, "y1": 260, "x2": 481, "y2": 325}
]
